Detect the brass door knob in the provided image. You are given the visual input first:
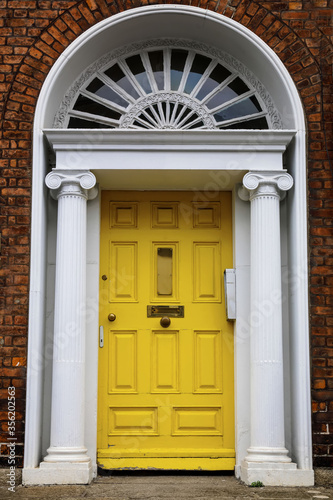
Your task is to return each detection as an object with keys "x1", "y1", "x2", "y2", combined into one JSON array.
[
  {"x1": 108, "y1": 313, "x2": 116, "y2": 322},
  {"x1": 160, "y1": 316, "x2": 171, "y2": 328}
]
